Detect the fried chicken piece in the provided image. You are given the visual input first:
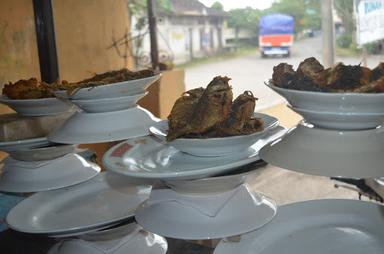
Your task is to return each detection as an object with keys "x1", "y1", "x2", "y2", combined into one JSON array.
[
  {"x1": 166, "y1": 76, "x2": 233, "y2": 141},
  {"x1": 272, "y1": 63, "x2": 295, "y2": 88},
  {"x1": 217, "y1": 91, "x2": 261, "y2": 136},
  {"x1": 2, "y1": 78, "x2": 53, "y2": 99},
  {"x1": 167, "y1": 87, "x2": 204, "y2": 139}
]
